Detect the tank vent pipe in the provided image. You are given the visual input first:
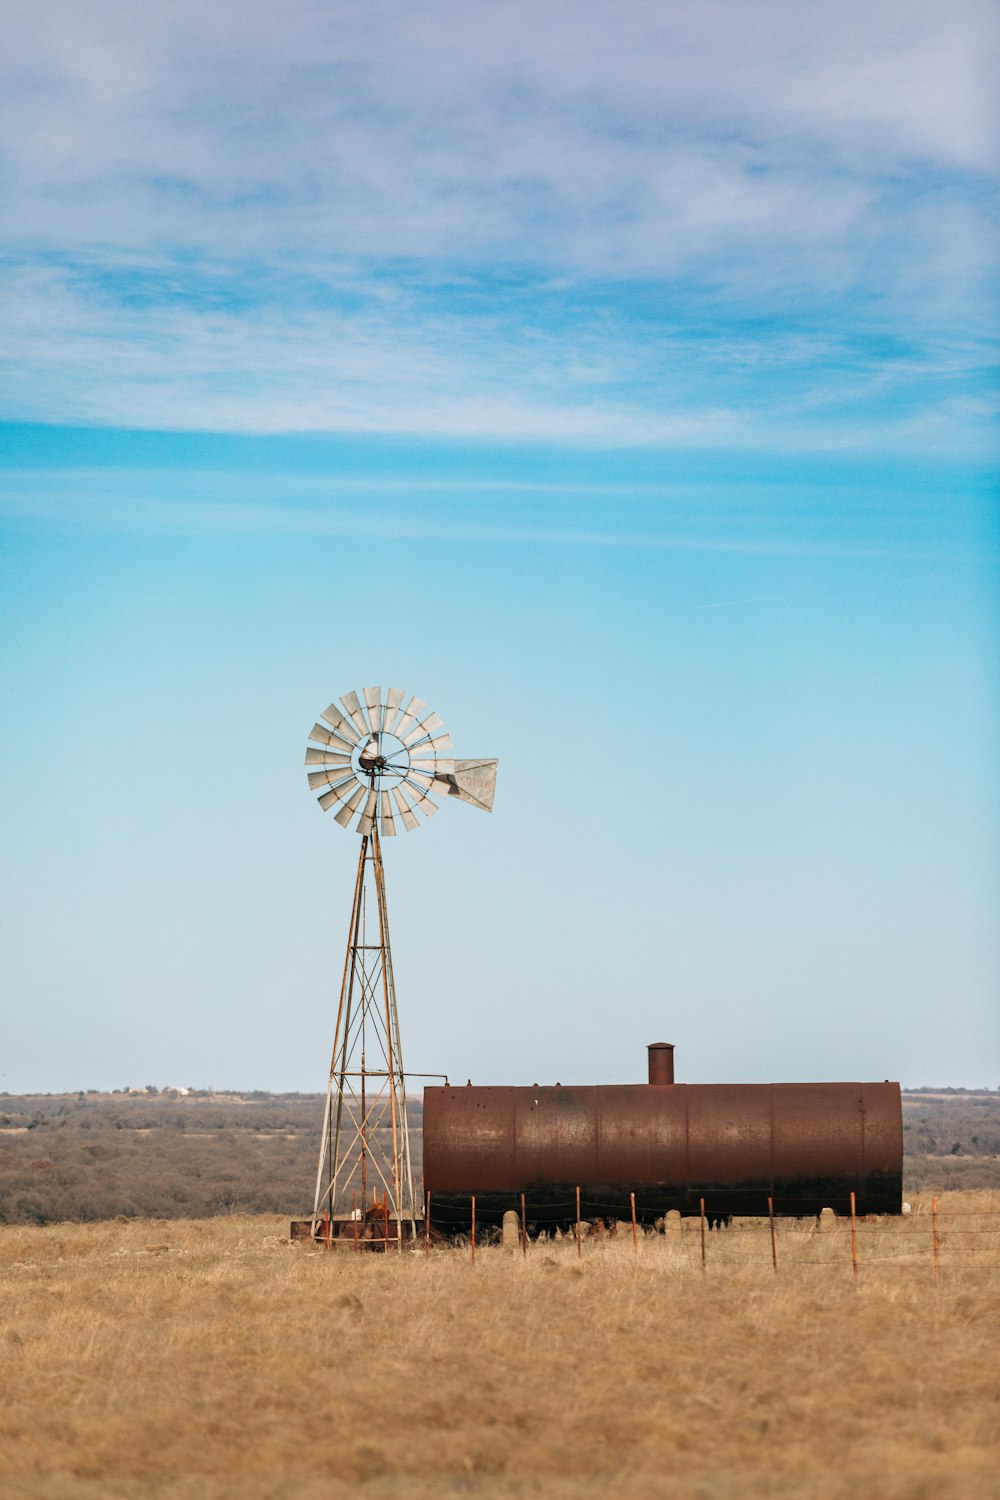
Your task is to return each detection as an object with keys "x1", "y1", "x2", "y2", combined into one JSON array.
[{"x1": 647, "y1": 1043, "x2": 675, "y2": 1085}]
